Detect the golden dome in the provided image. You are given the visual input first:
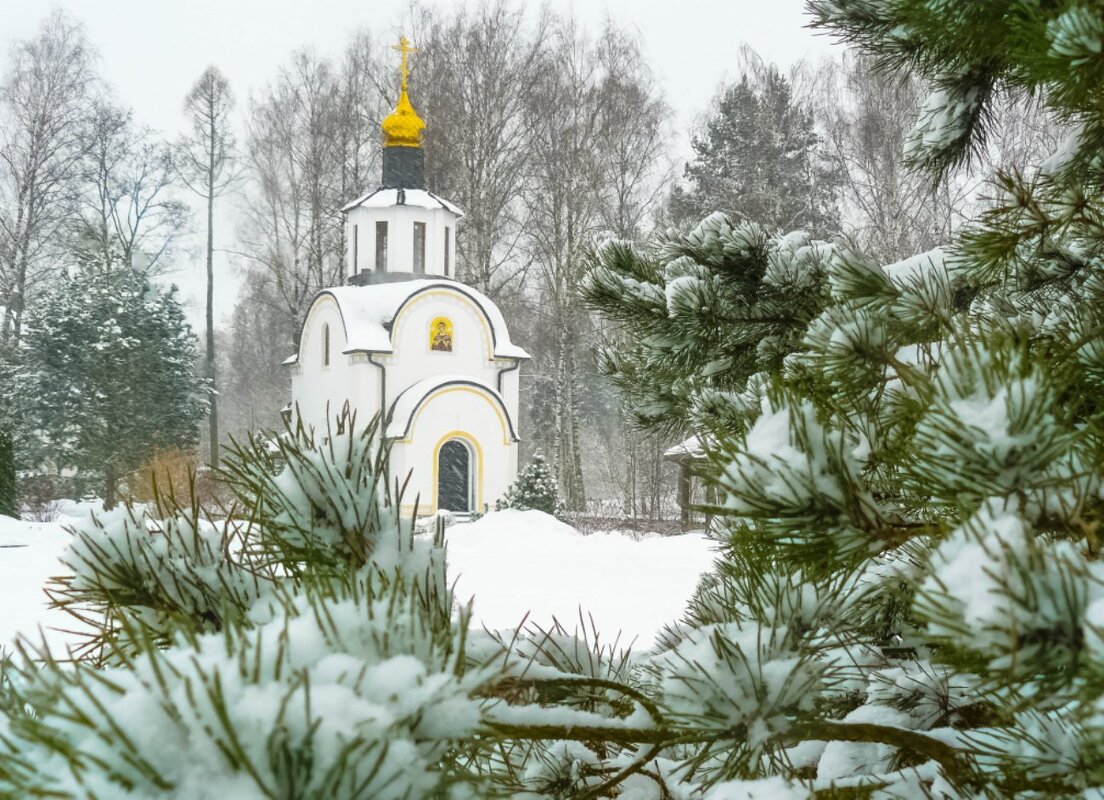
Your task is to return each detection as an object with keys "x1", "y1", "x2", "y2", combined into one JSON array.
[
  {"x1": 382, "y1": 89, "x2": 425, "y2": 148},
  {"x1": 382, "y1": 36, "x2": 424, "y2": 149}
]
